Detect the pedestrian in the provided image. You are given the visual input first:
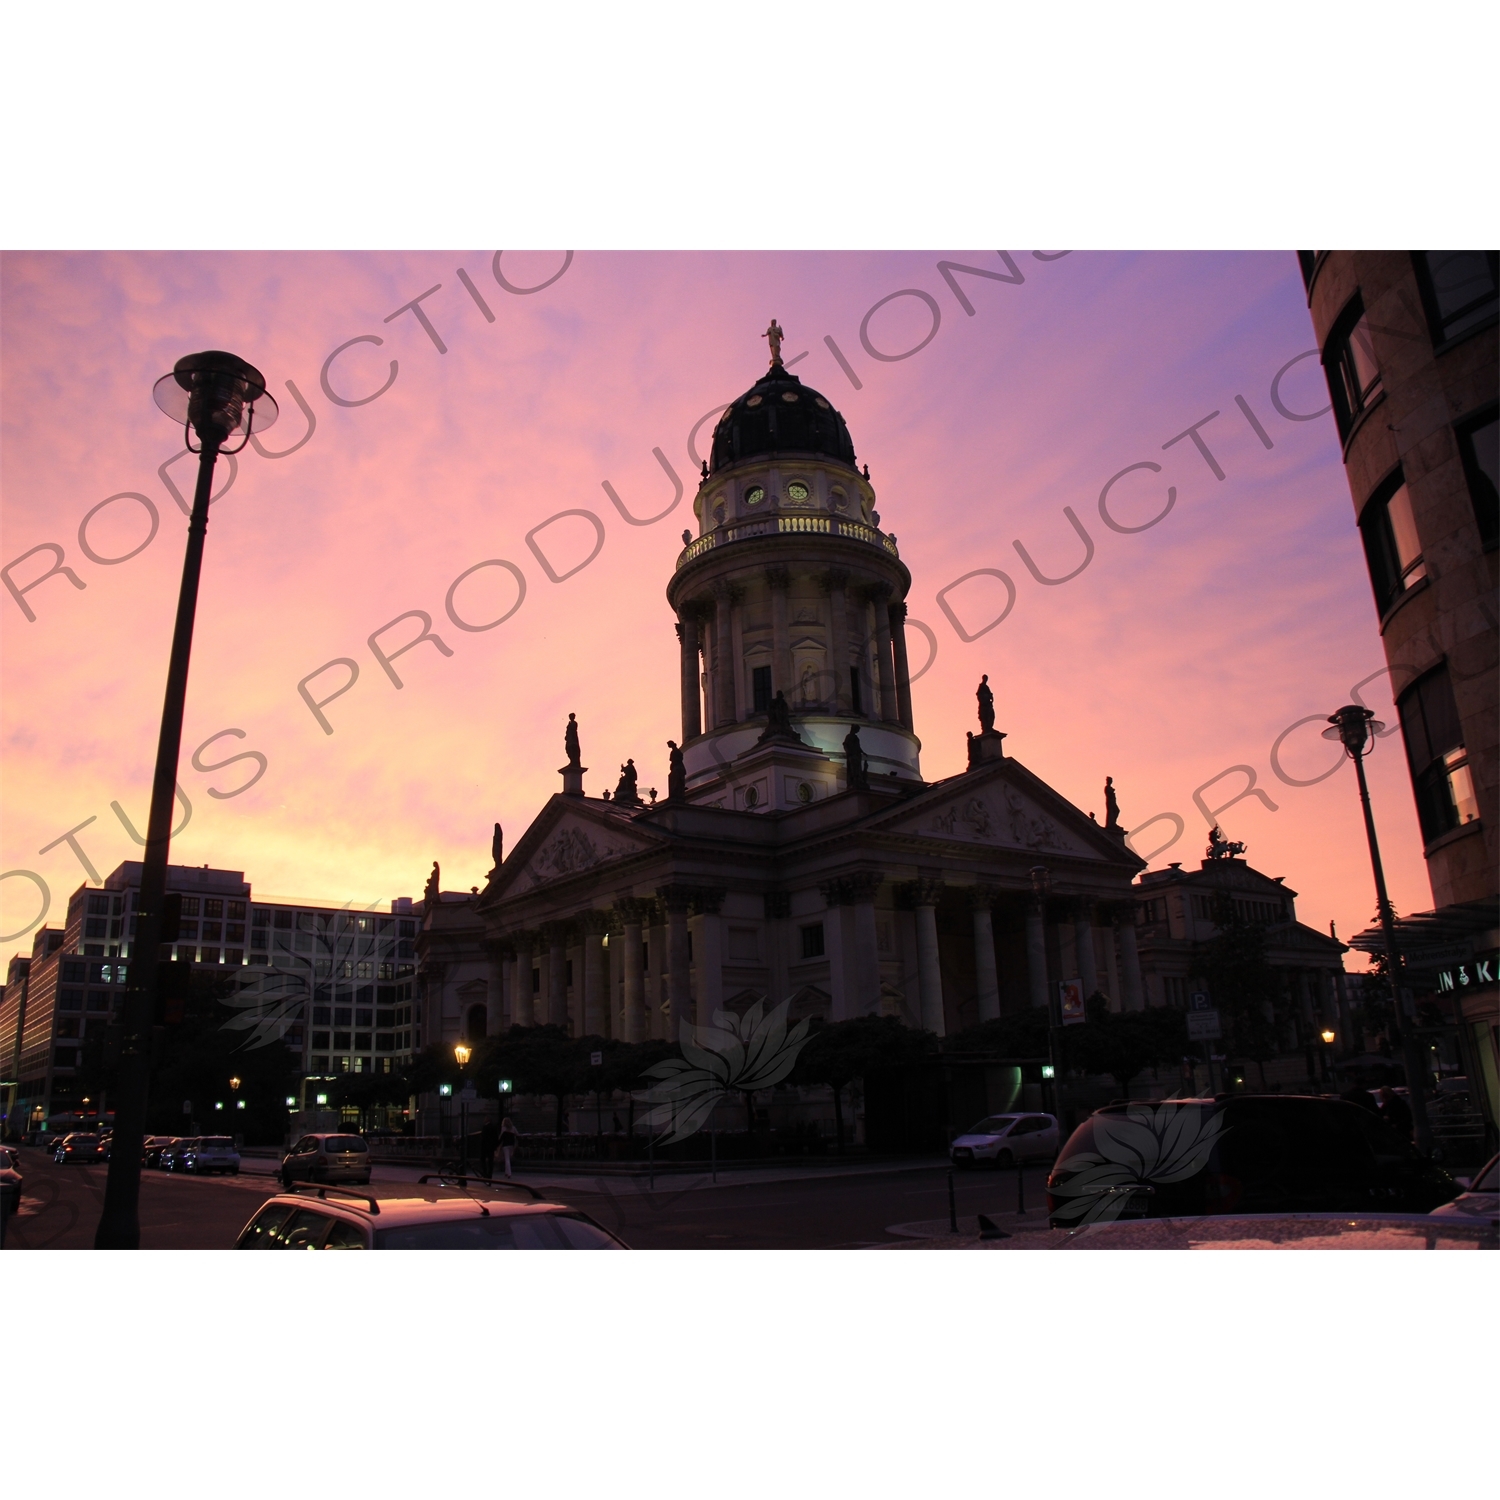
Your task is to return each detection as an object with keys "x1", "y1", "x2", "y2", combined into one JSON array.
[
  {"x1": 499, "y1": 1115, "x2": 519, "y2": 1179},
  {"x1": 1377, "y1": 1085, "x2": 1414, "y2": 1141},
  {"x1": 478, "y1": 1119, "x2": 498, "y2": 1179}
]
